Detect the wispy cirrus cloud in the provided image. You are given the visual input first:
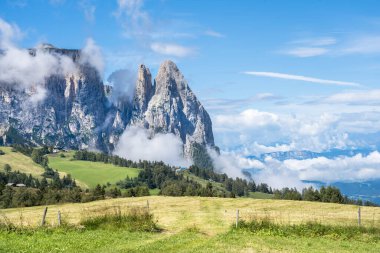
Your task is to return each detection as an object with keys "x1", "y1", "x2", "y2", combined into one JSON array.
[
  {"x1": 203, "y1": 93, "x2": 282, "y2": 112},
  {"x1": 314, "y1": 89, "x2": 380, "y2": 105},
  {"x1": 150, "y1": 42, "x2": 195, "y2": 57},
  {"x1": 79, "y1": 0, "x2": 96, "y2": 23},
  {"x1": 284, "y1": 35, "x2": 380, "y2": 57},
  {"x1": 114, "y1": 0, "x2": 151, "y2": 39},
  {"x1": 341, "y1": 35, "x2": 380, "y2": 55},
  {"x1": 285, "y1": 47, "x2": 328, "y2": 57},
  {"x1": 282, "y1": 37, "x2": 336, "y2": 57},
  {"x1": 243, "y1": 71, "x2": 361, "y2": 87},
  {"x1": 113, "y1": 0, "x2": 197, "y2": 59},
  {"x1": 204, "y1": 30, "x2": 225, "y2": 38},
  {"x1": 290, "y1": 37, "x2": 337, "y2": 47}
]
